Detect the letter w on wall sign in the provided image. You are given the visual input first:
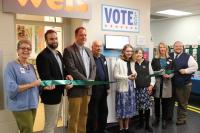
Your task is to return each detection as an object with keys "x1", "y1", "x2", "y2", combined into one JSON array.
[{"x1": 18, "y1": 0, "x2": 42, "y2": 8}]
